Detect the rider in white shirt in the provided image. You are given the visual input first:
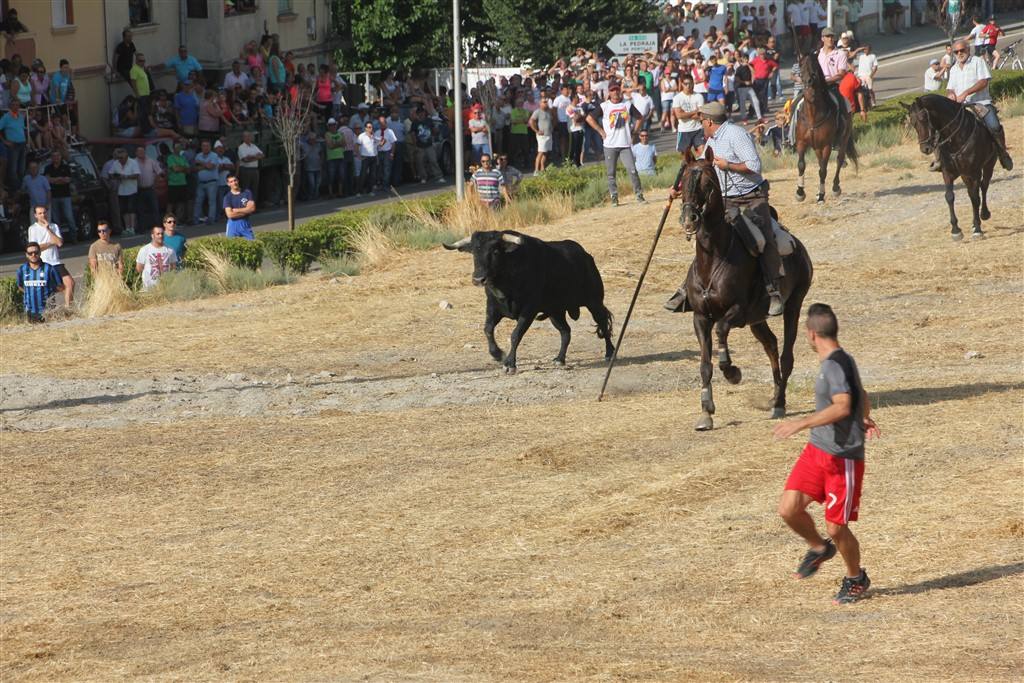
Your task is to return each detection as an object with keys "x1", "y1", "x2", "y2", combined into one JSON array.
[{"x1": 946, "y1": 38, "x2": 1012, "y2": 170}]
